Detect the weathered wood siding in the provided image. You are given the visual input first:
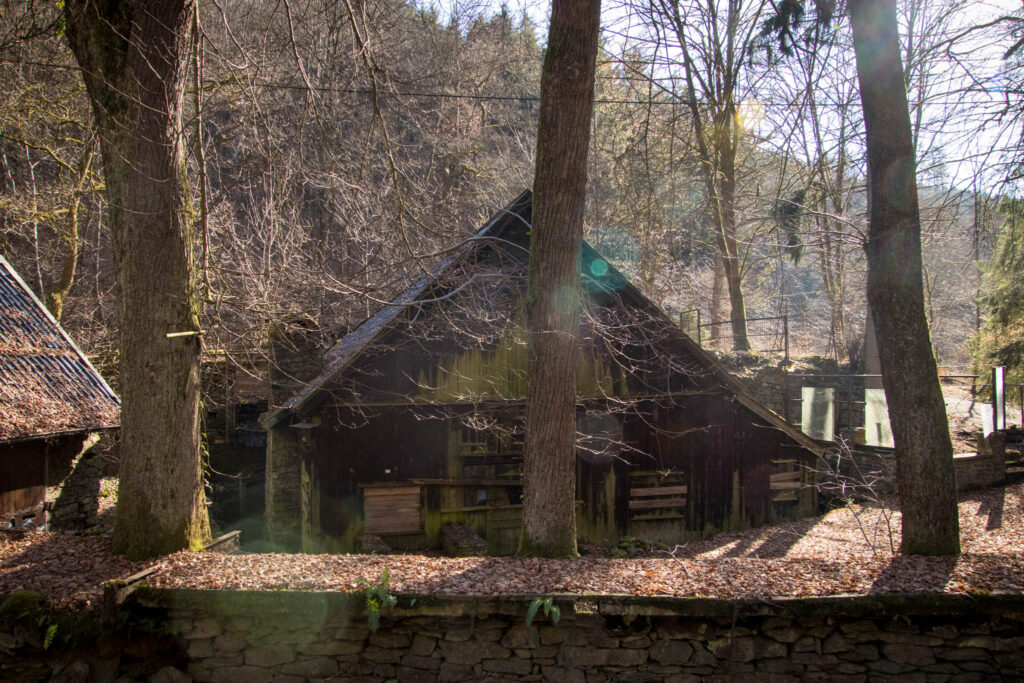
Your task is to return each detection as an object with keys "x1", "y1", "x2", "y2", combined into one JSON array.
[{"x1": 304, "y1": 396, "x2": 817, "y2": 553}]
